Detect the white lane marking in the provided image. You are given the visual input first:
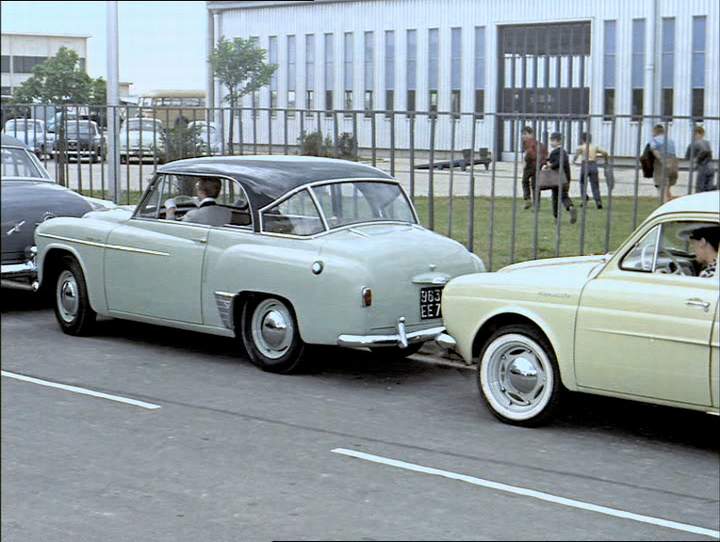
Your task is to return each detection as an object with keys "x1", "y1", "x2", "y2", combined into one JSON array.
[
  {"x1": 332, "y1": 448, "x2": 720, "y2": 539},
  {"x1": 1, "y1": 371, "x2": 161, "y2": 410}
]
